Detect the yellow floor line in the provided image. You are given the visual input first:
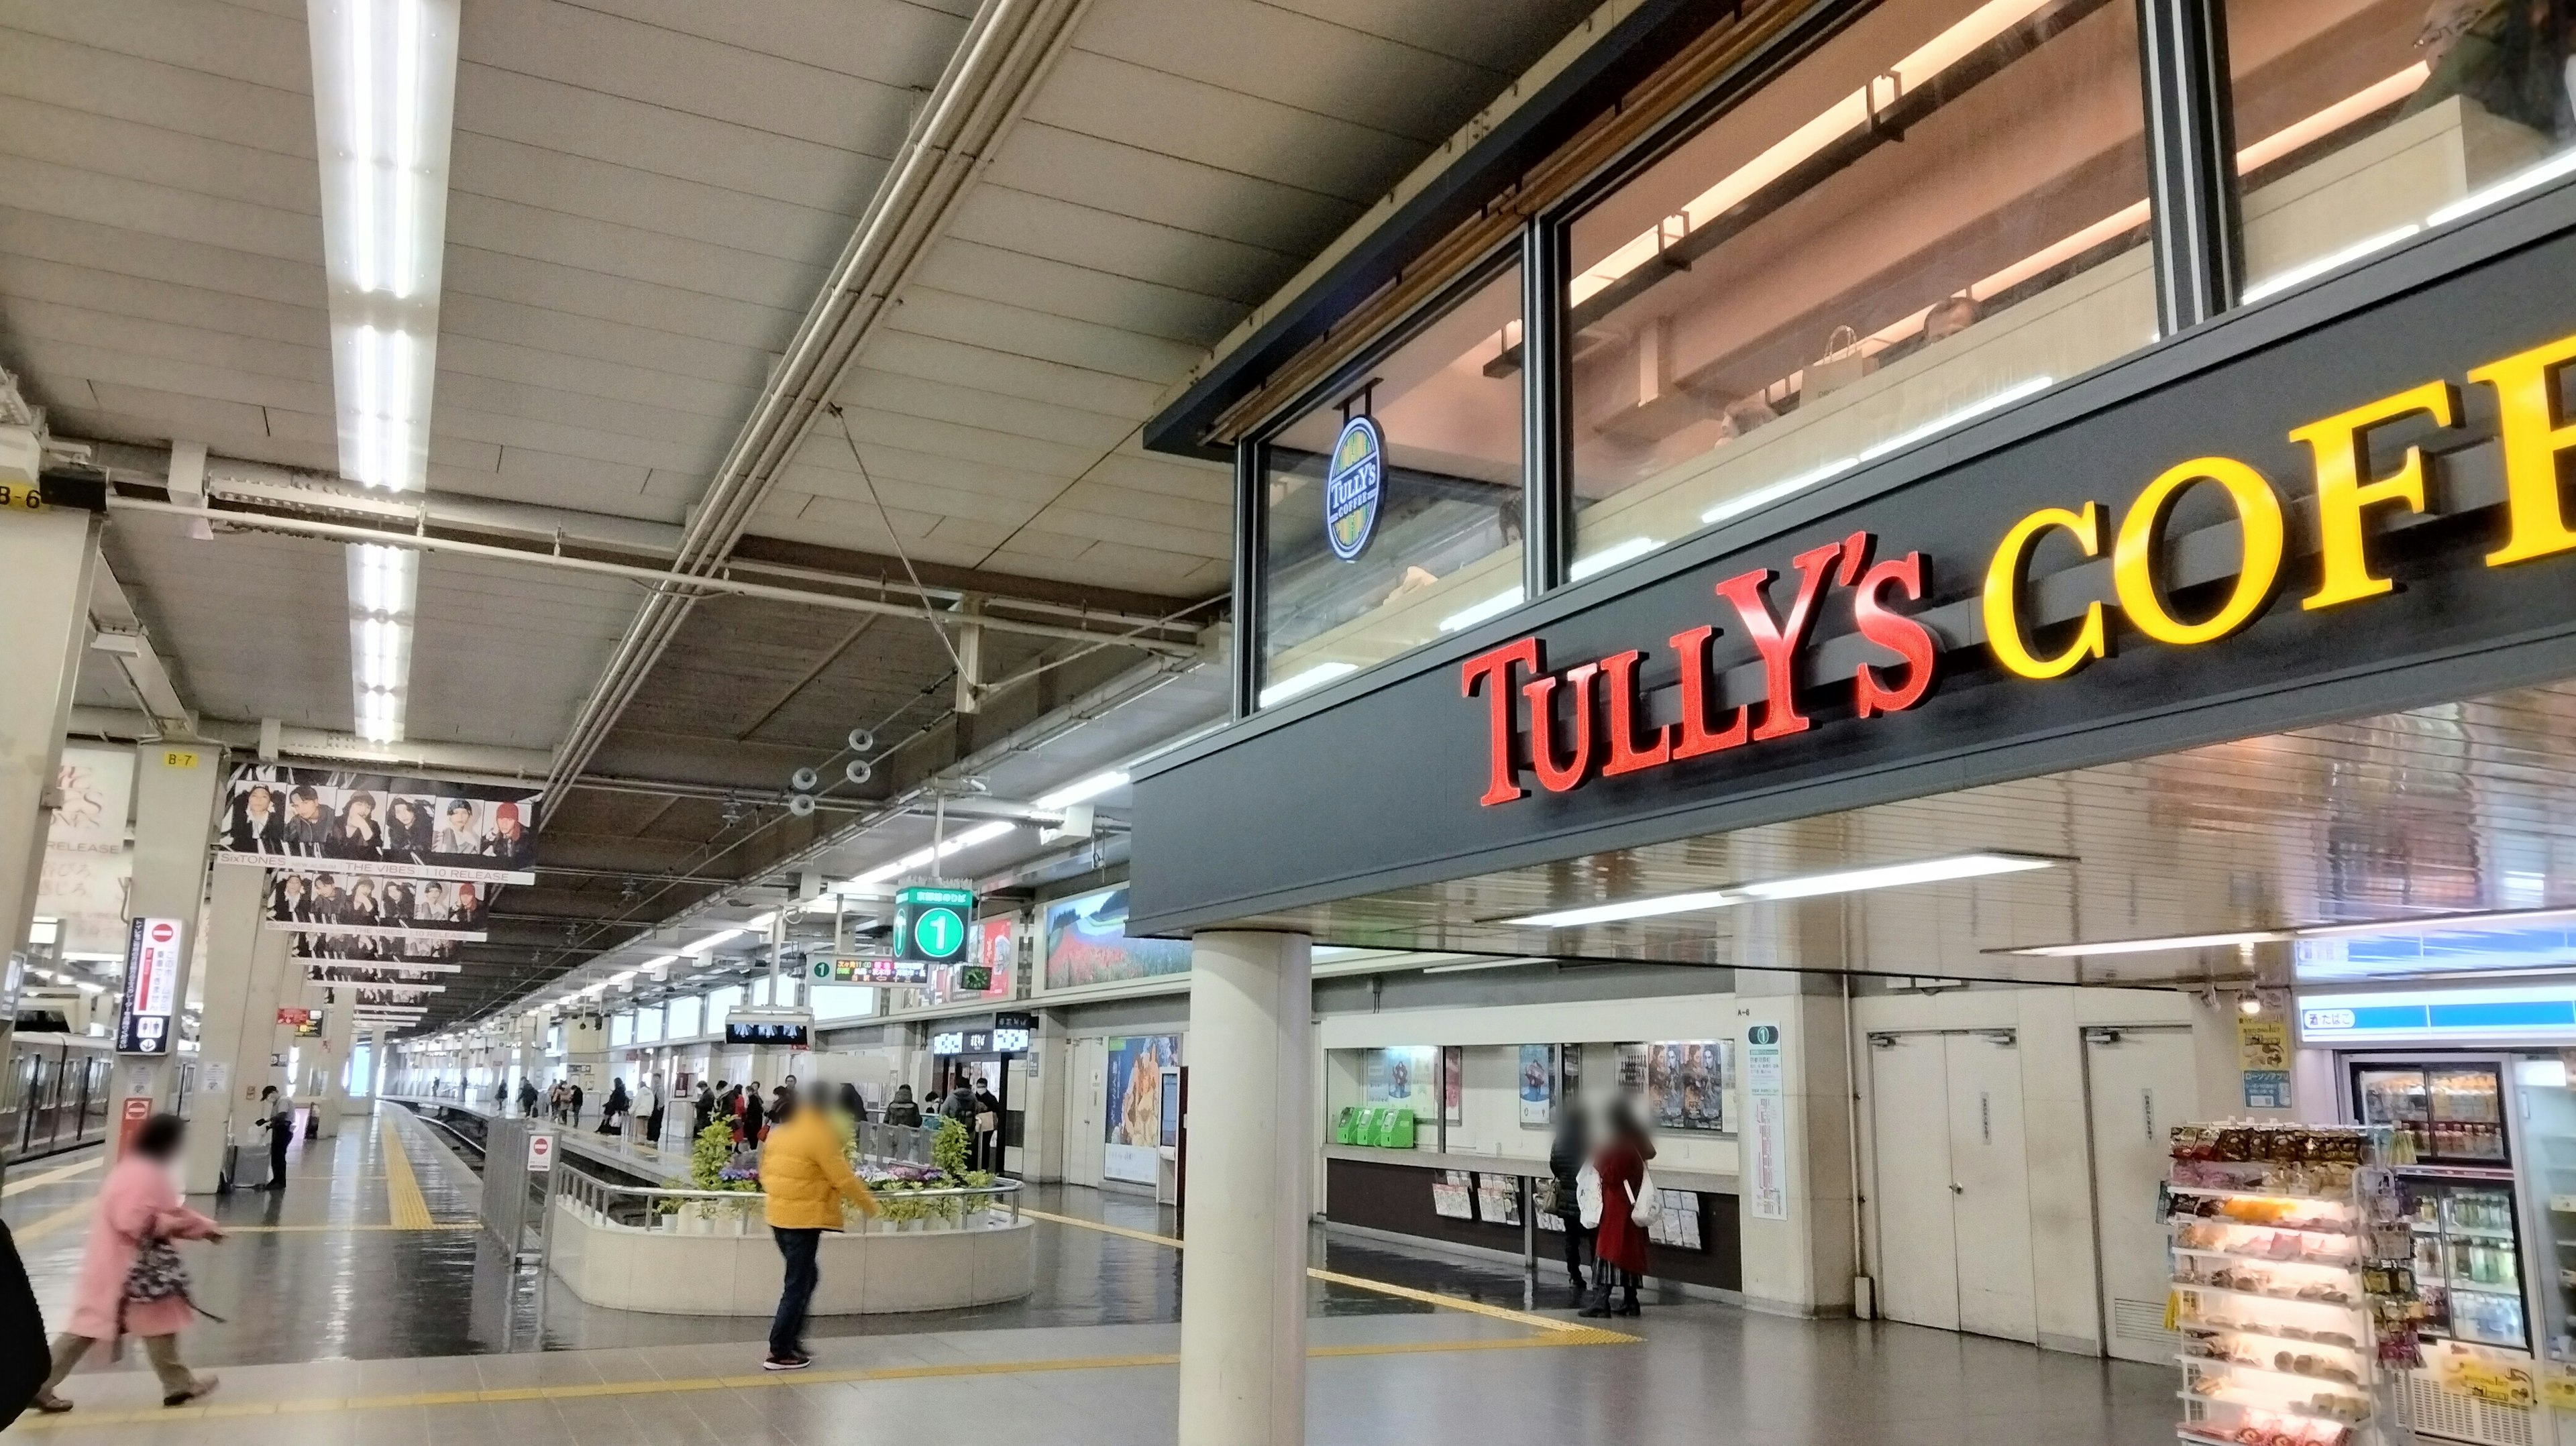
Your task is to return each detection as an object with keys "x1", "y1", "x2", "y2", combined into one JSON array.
[
  {"x1": 377, "y1": 1118, "x2": 433, "y2": 1230},
  {"x1": 11, "y1": 1197, "x2": 91, "y2": 1242},
  {"x1": 3, "y1": 1154, "x2": 102, "y2": 1198},
  {"x1": 220, "y1": 1222, "x2": 478, "y2": 1233},
  {"x1": 1018, "y1": 1205, "x2": 1634, "y2": 1341},
  {"x1": 13, "y1": 1329, "x2": 1633, "y2": 1431}
]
